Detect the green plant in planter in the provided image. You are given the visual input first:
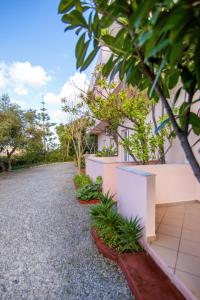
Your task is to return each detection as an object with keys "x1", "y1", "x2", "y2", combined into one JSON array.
[
  {"x1": 74, "y1": 173, "x2": 92, "y2": 188},
  {"x1": 99, "y1": 191, "x2": 115, "y2": 206},
  {"x1": 76, "y1": 183, "x2": 102, "y2": 201},
  {"x1": 91, "y1": 201, "x2": 121, "y2": 249},
  {"x1": 95, "y1": 176, "x2": 103, "y2": 185},
  {"x1": 117, "y1": 217, "x2": 143, "y2": 253},
  {"x1": 90, "y1": 194, "x2": 143, "y2": 253},
  {"x1": 96, "y1": 146, "x2": 117, "y2": 157}
]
